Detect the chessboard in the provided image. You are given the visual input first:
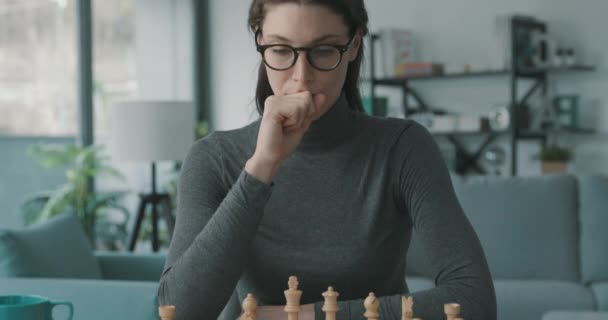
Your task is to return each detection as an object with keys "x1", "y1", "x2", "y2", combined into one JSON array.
[{"x1": 158, "y1": 275, "x2": 464, "y2": 320}]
